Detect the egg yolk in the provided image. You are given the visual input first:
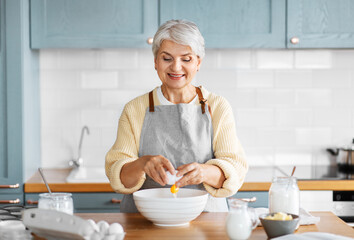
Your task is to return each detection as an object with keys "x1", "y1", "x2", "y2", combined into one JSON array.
[{"x1": 170, "y1": 184, "x2": 179, "y2": 194}]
